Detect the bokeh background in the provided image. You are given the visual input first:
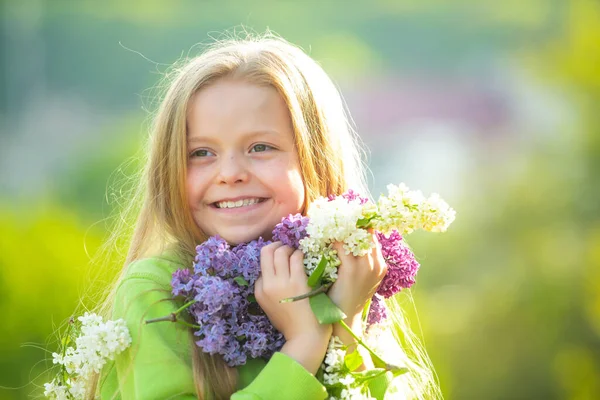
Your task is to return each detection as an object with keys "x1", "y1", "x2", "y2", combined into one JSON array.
[{"x1": 1, "y1": 1, "x2": 599, "y2": 399}]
